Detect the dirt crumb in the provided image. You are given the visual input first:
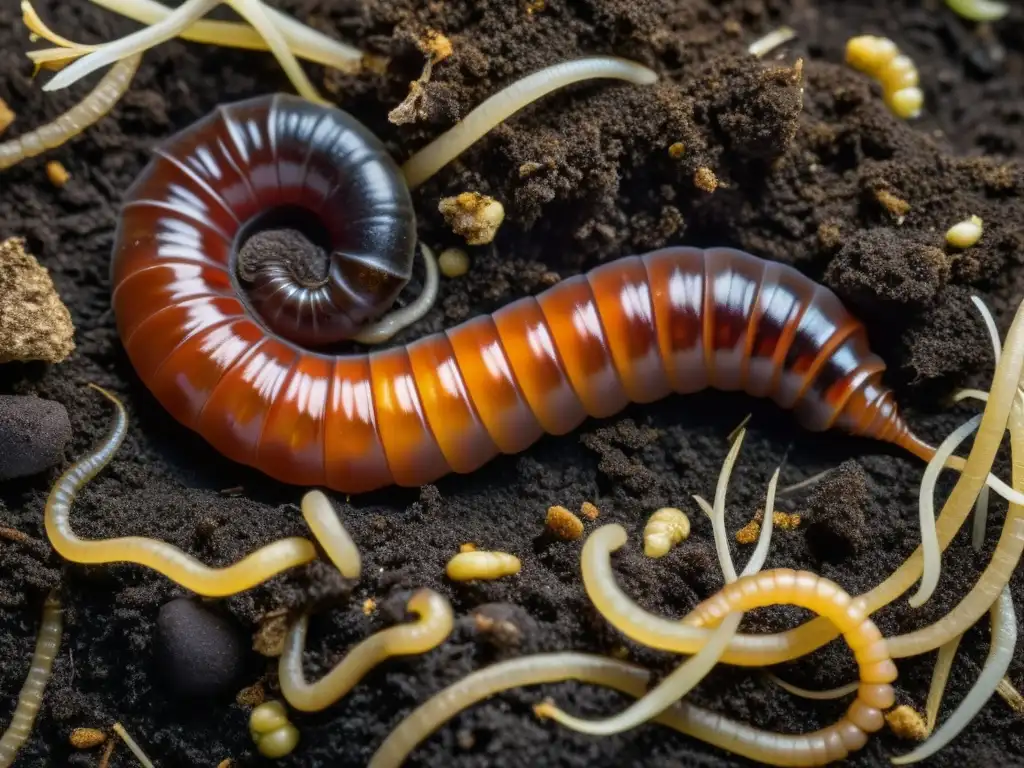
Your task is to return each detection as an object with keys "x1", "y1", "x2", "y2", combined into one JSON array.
[{"x1": 0, "y1": 237, "x2": 74, "y2": 364}]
